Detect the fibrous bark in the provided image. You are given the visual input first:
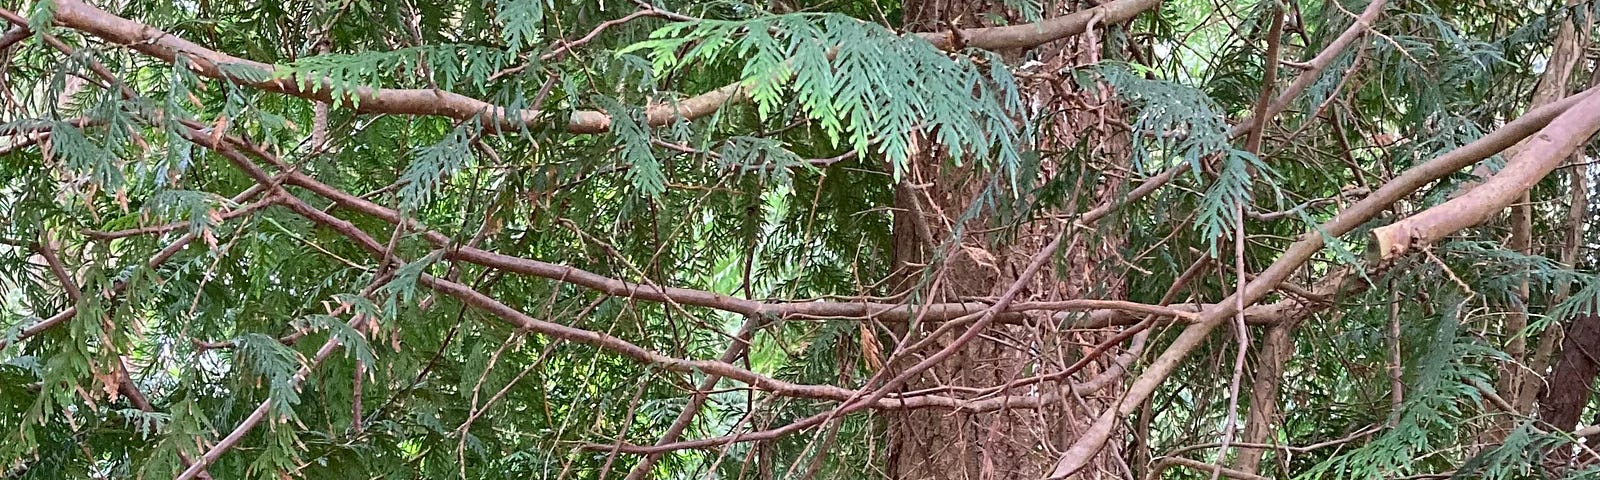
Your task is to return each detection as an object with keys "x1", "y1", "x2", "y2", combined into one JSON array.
[
  {"x1": 1542, "y1": 313, "x2": 1600, "y2": 432},
  {"x1": 886, "y1": 1, "x2": 1137, "y2": 478}
]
